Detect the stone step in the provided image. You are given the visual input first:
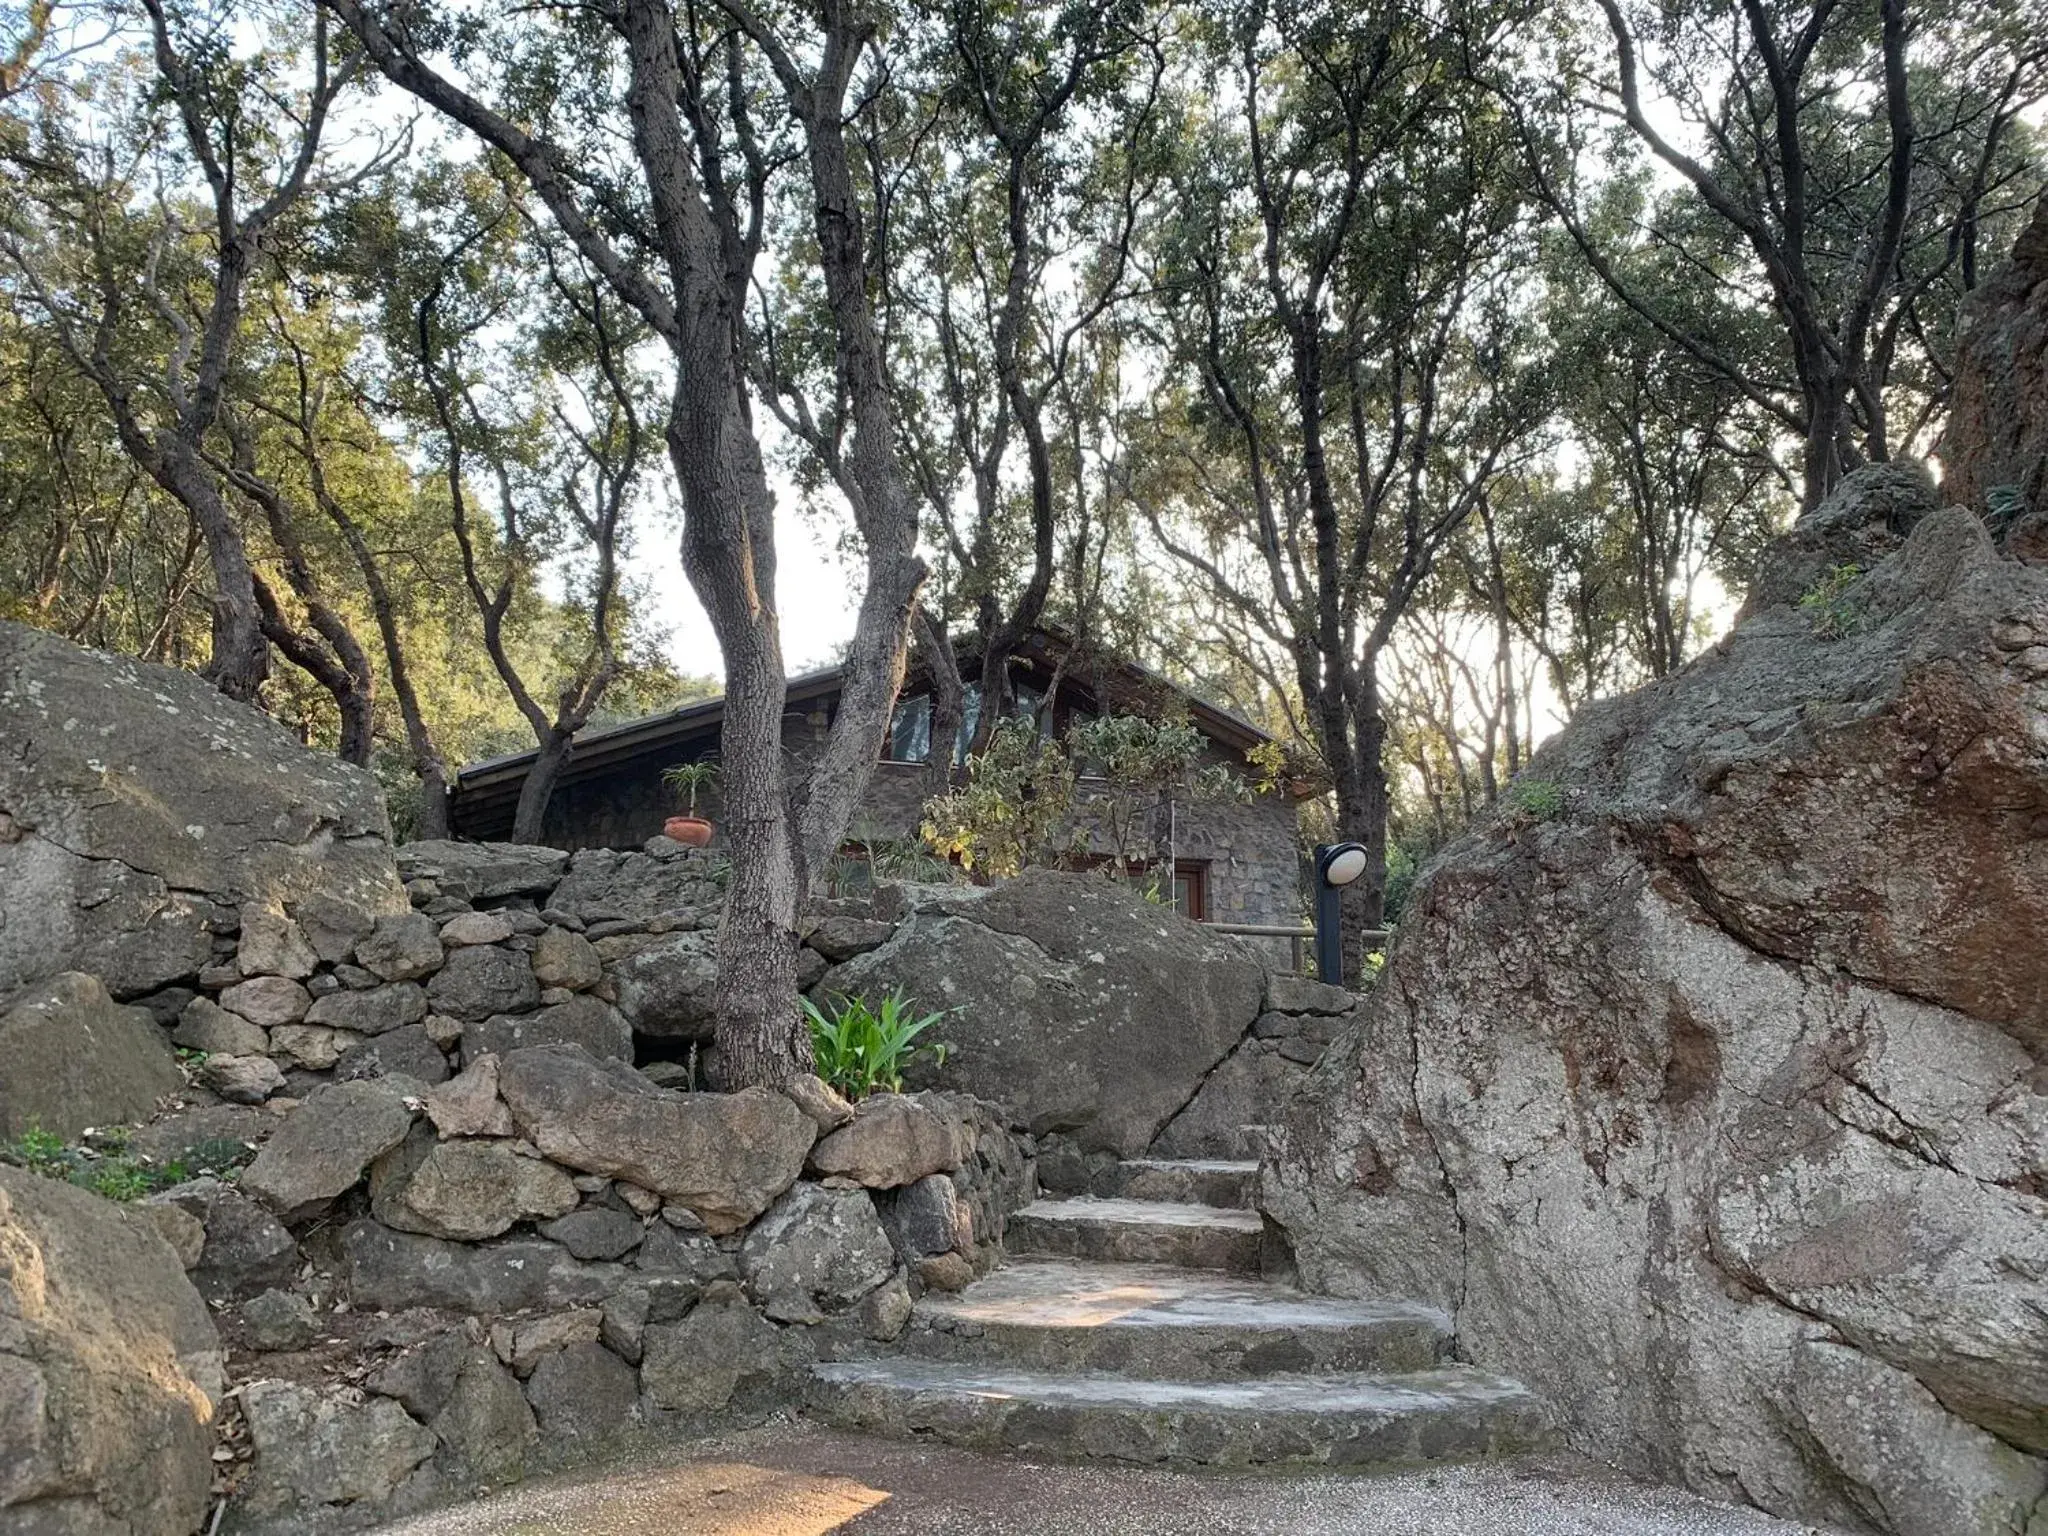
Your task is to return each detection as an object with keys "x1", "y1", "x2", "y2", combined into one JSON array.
[
  {"x1": 1090, "y1": 1158, "x2": 1259, "y2": 1209},
  {"x1": 902, "y1": 1257, "x2": 1451, "y2": 1379},
  {"x1": 1005, "y1": 1198, "x2": 1264, "y2": 1274},
  {"x1": 805, "y1": 1357, "x2": 1554, "y2": 1469}
]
